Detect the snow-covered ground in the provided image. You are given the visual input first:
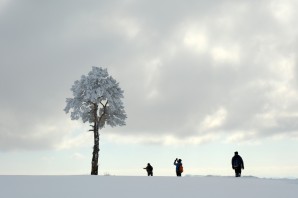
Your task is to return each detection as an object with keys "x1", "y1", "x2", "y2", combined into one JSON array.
[{"x1": 1, "y1": 175, "x2": 297, "y2": 198}]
